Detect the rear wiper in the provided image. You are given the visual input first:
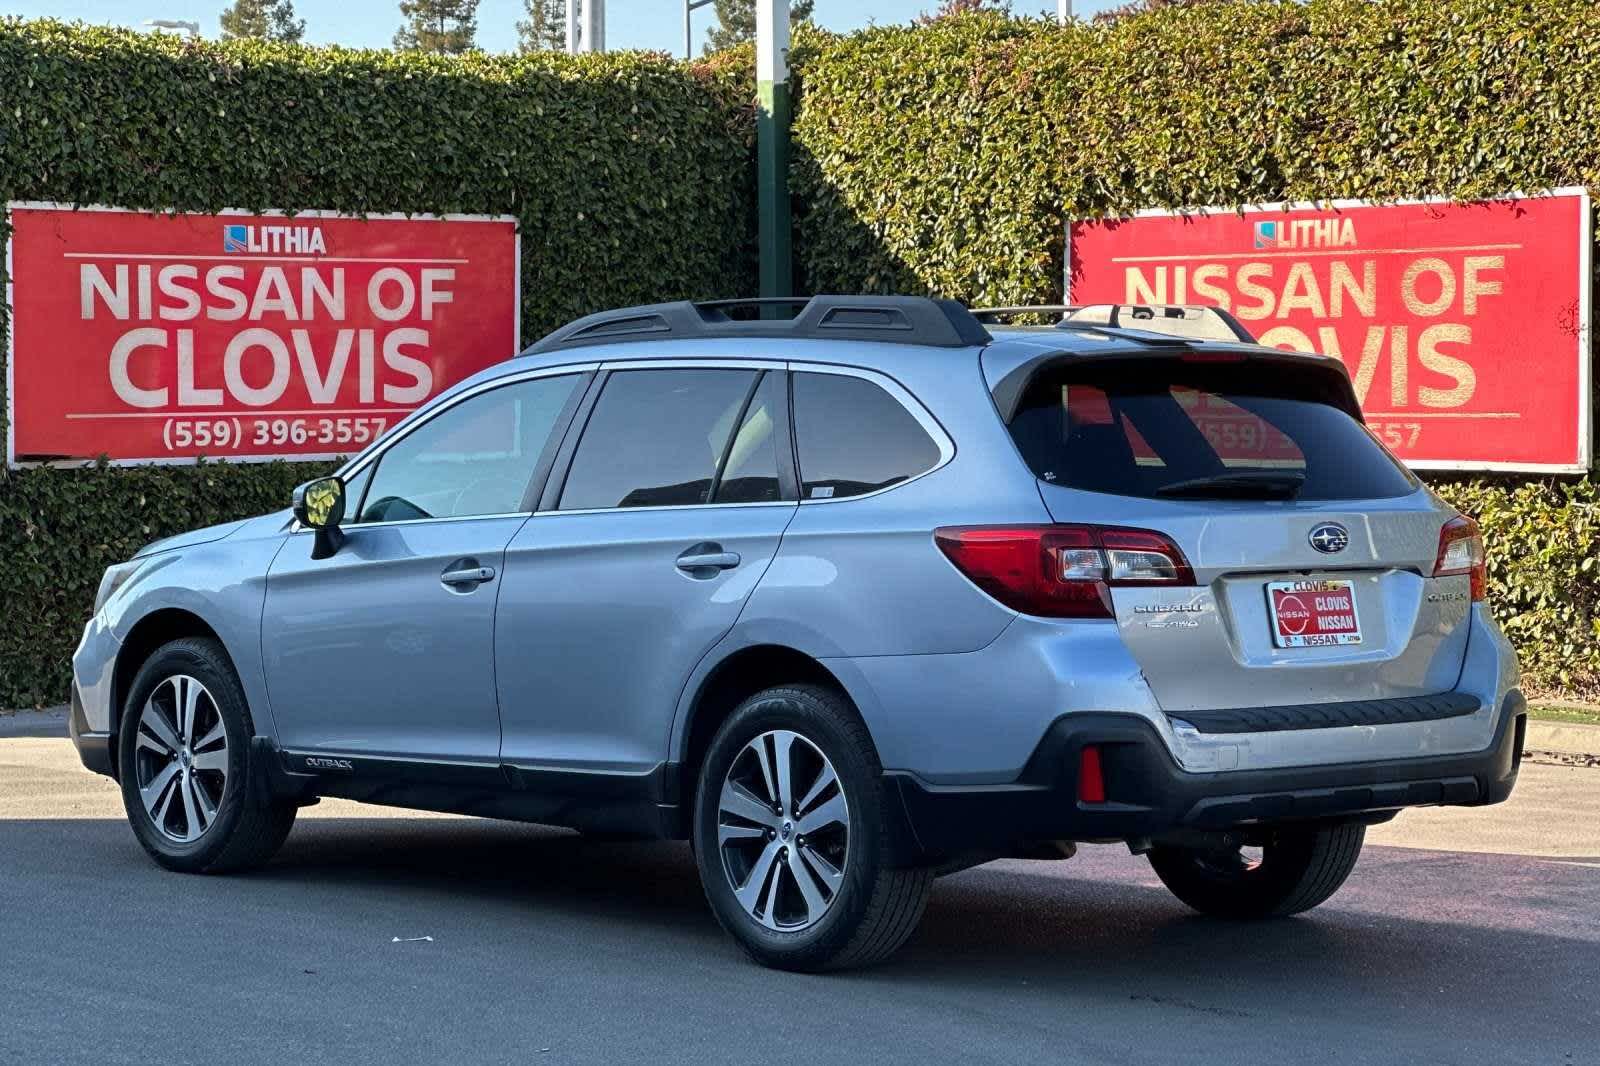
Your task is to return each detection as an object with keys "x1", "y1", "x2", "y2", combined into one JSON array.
[{"x1": 1154, "y1": 471, "x2": 1306, "y2": 500}]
